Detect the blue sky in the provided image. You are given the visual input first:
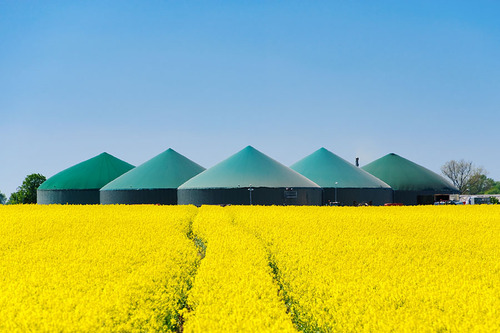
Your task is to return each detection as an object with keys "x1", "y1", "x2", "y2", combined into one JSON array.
[{"x1": 1, "y1": 1, "x2": 499, "y2": 197}]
